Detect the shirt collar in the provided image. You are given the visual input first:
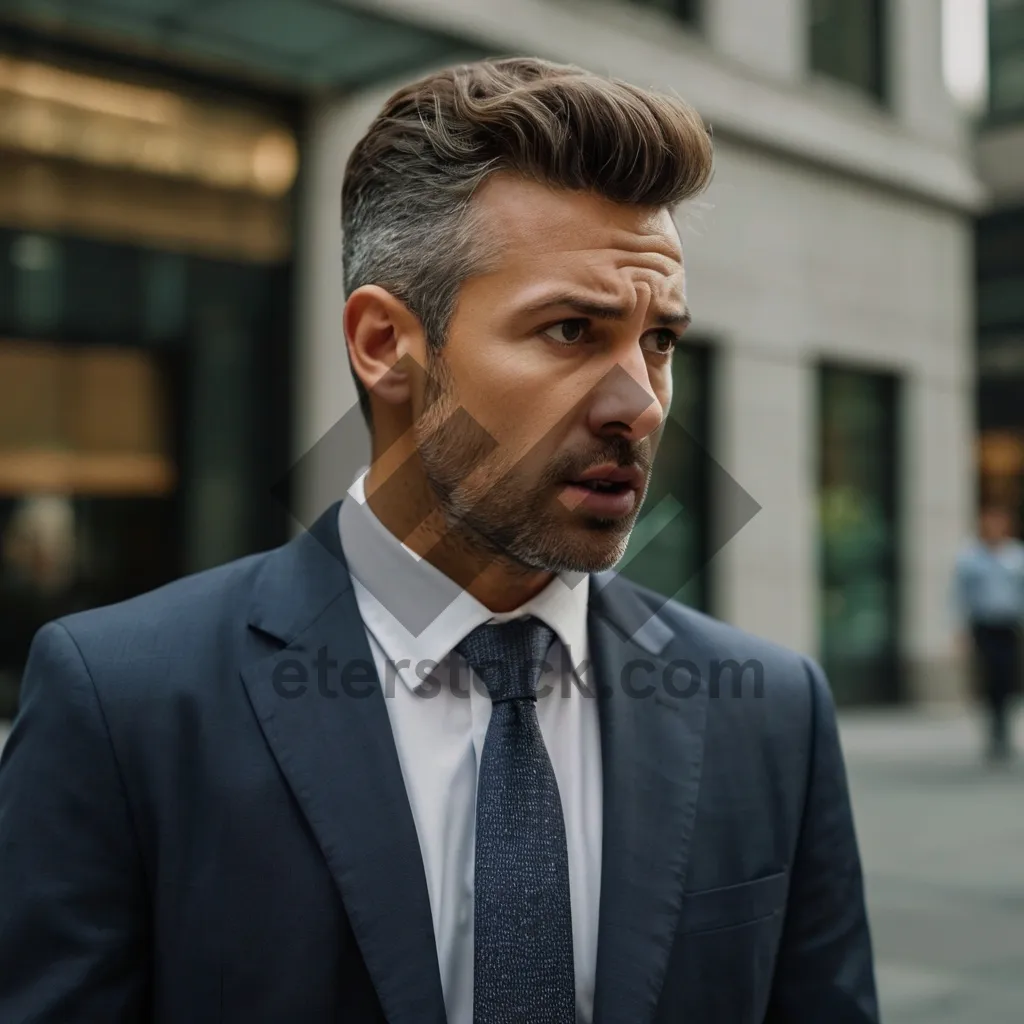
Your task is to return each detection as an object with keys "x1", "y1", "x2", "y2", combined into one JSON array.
[{"x1": 338, "y1": 468, "x2": 590, "y2": 693}]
